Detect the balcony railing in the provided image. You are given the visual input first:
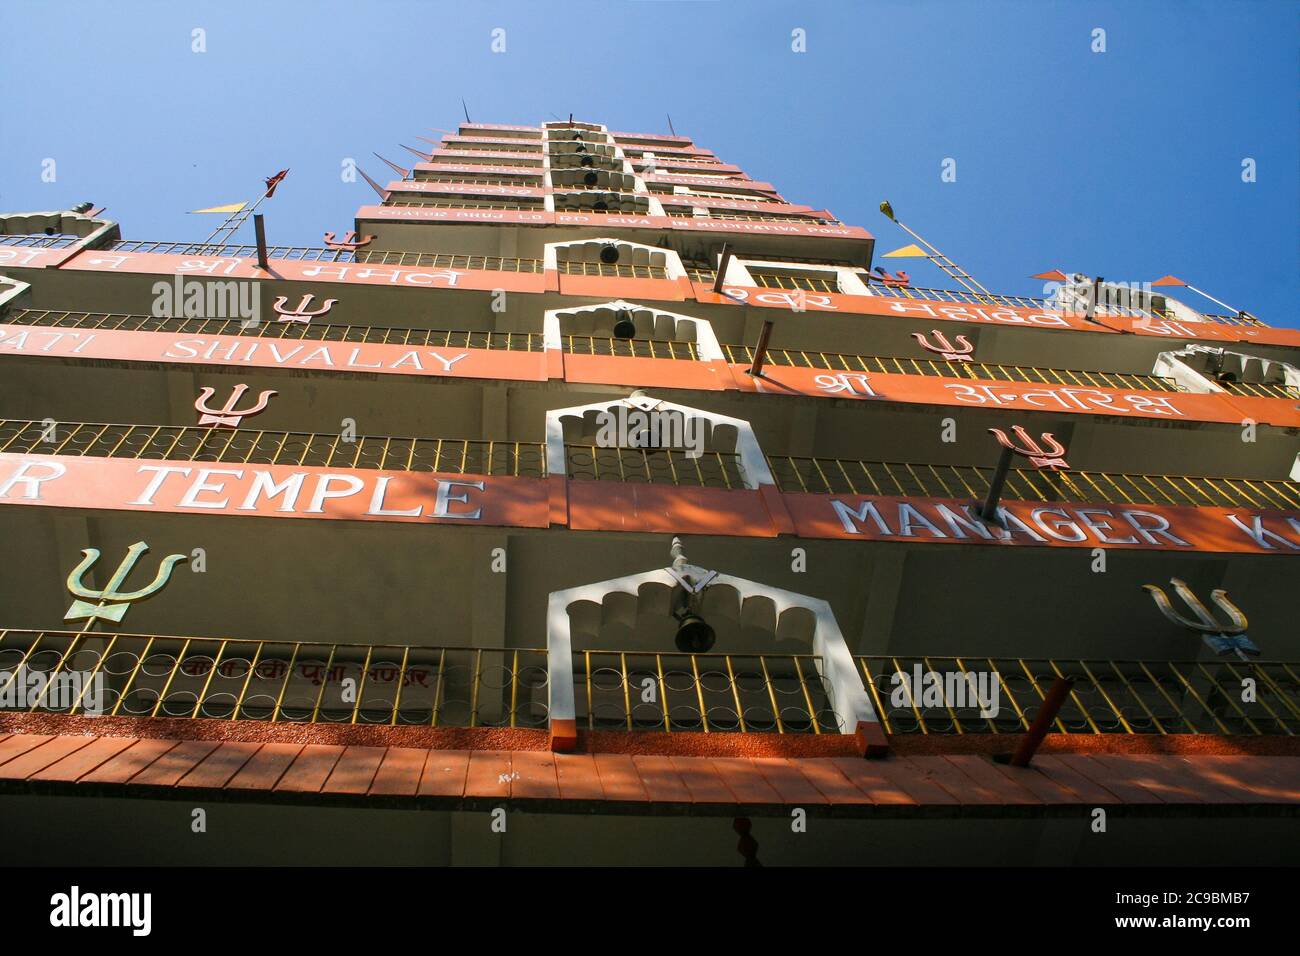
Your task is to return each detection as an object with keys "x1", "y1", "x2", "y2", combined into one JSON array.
[
  {"x1": 1193, "y1": 312, "x2": 1267, "y2": 328},
  {"x1": 382, "y1": 200, "x2": 546, "y2": 211},
  {"x1": 680, "y1": 267, "x2": 1274, "y2": 328},
  {"x1": 555, "y1": 260, "x2": 668, "y2": 279},
  {"x1": 415, "y1": 175, "x2": 544, "y2": 187},
  {"x1": 575, "y1": 650, "x2": 838, "y2": 733},
  {"x1": 770, "y1": 456, "x2": 1300, "y2": 510},
  {"x1": 560, "y1": 334, "x2": 700, "y2": 360},
  {"x1": 564, "y1": 445, "x2": 747, "y2": 488},
  {"x1": 7, "y1": 309, "x2": 1216, "y2": 397},
  {"x1": 101, "y1": 241, "x2": 545, "y2": 272},
  {"x1": 5, "y1": 629, "x2": 1295, "y2": 738},
  {"x1": 719, "y1": 343, "x2": 1185, "y2": 392},
  {"x1": 0, "y1": 420, "x2": 546, "y2": 477},
  {"x1": 0, "y1": 234, "x2": 80, "y2": 249},
  {"x1": 0, "y1": 628, "x2": 835, "y2": 735},
  {"x1": 1216, "y1": 379, "x2": 1300, "y2": 400},
  {"x1": 653, "y1": 188, "x2": 780, "y2": 204},
  {"x1": 859, "y1": 656, "x2": 1300, "y2": 735},
  {"x1": 680, "y1": 213, "x2": 840, "y2": 225},
  {"x1": 0, "y1": 629, "x2": 548, "y2": 727},
  {"x1": 6, "y1": 418, "x2": 1296, "y2": 506},
  {"x1": 3, "y1": 308, "x2": 545, "y2": 350}
]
